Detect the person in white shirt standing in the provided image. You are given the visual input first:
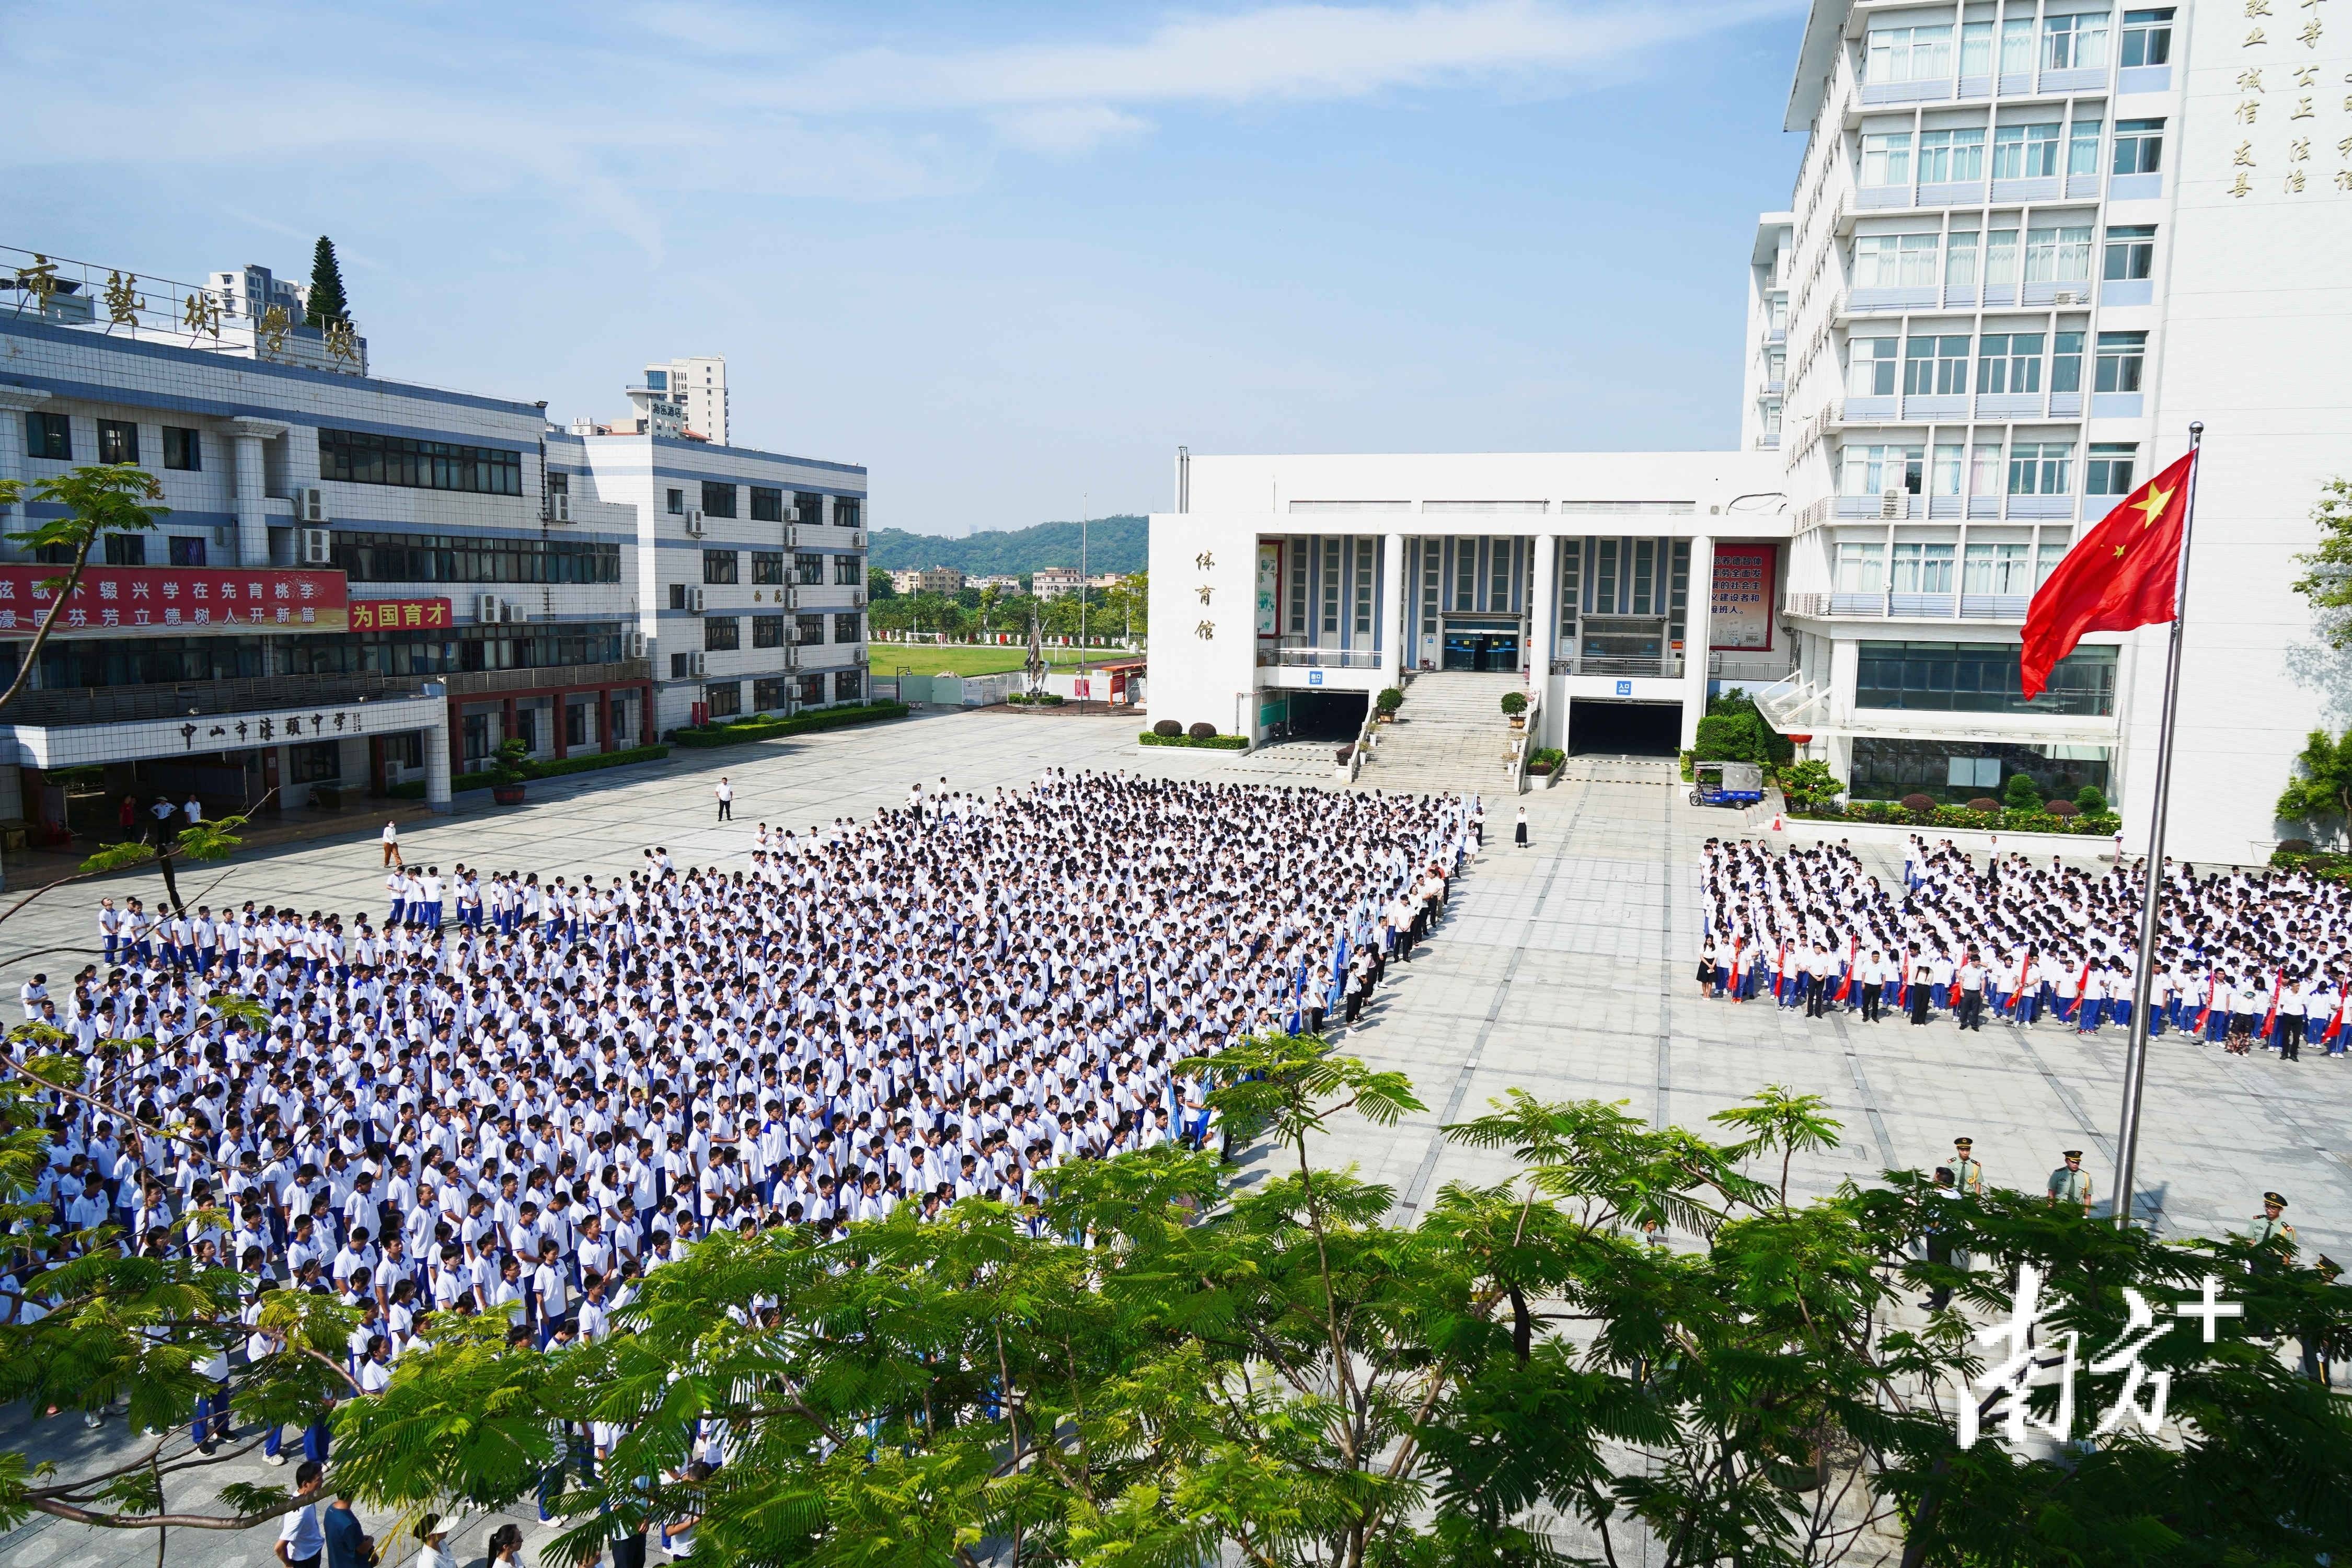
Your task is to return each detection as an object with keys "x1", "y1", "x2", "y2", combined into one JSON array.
[
  {"x1": 381, "y1": 818, "x2": 403, "y2": 867},
  {"x1": 715, "y1": 777, "x2": 734, "y2": 822}
]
